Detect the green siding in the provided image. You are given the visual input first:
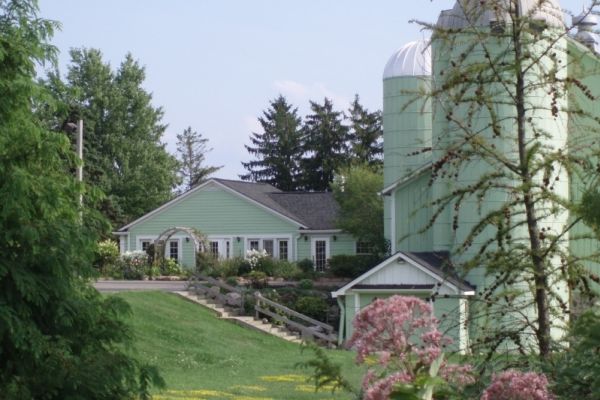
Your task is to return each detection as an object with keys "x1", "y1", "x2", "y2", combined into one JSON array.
[
  {"x1": 296, "y1": 233, "x2": 357, "y2": 264},
  {"x1": 394, "y1": 172, "x2": 433, "y2": 252}
]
